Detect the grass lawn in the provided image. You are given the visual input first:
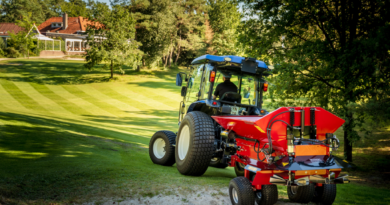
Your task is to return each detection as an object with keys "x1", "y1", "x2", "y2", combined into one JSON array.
[{"x1": 0, "y1": 59, "x2": 389, "y2": 204}]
